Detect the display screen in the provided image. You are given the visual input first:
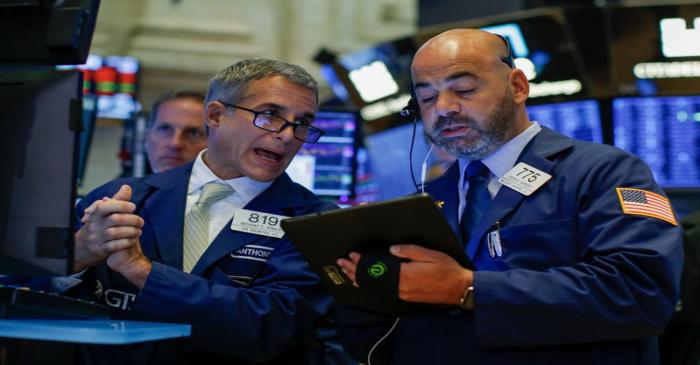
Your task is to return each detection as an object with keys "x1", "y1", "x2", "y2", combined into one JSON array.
[
  {"x1": 417, "y1": 8, "x2": 590, "y2": 102},
  {"x1": 364, "y1": 122, "x2": 432, "y2": 200},
  {"x1": 608, "y1": 4, "x2": 700, "y2": 96},
  {"x1": 481, "y1": 15, "x2": 588, "y2": 101},
  {"x1": 286, "y1": 111, "x2": 358, "y2": 199},
  {"x1": 527, "y1": 100, "x2": 603, "y2": 143},
  {"x1": 319, "y1": 37, "x2": 415, "y2": 129},
  {"x1": 59, "y1": 54, "x2": 141, "y2": 119},
  {"x1": 0, "y1": 70, "x2": 80, "y2": 276},
  {"x1": 0, "y1": 0, "x2": 99, "y2": 65},
  {"x1": 613, "y1": 96, "x2": 700, "y2": 188}
]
